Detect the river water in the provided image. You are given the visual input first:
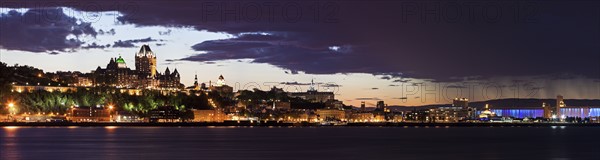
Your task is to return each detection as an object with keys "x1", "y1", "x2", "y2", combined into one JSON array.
[{"x1": 1, "y1": 126, "x2": 599, "y2": 160}]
